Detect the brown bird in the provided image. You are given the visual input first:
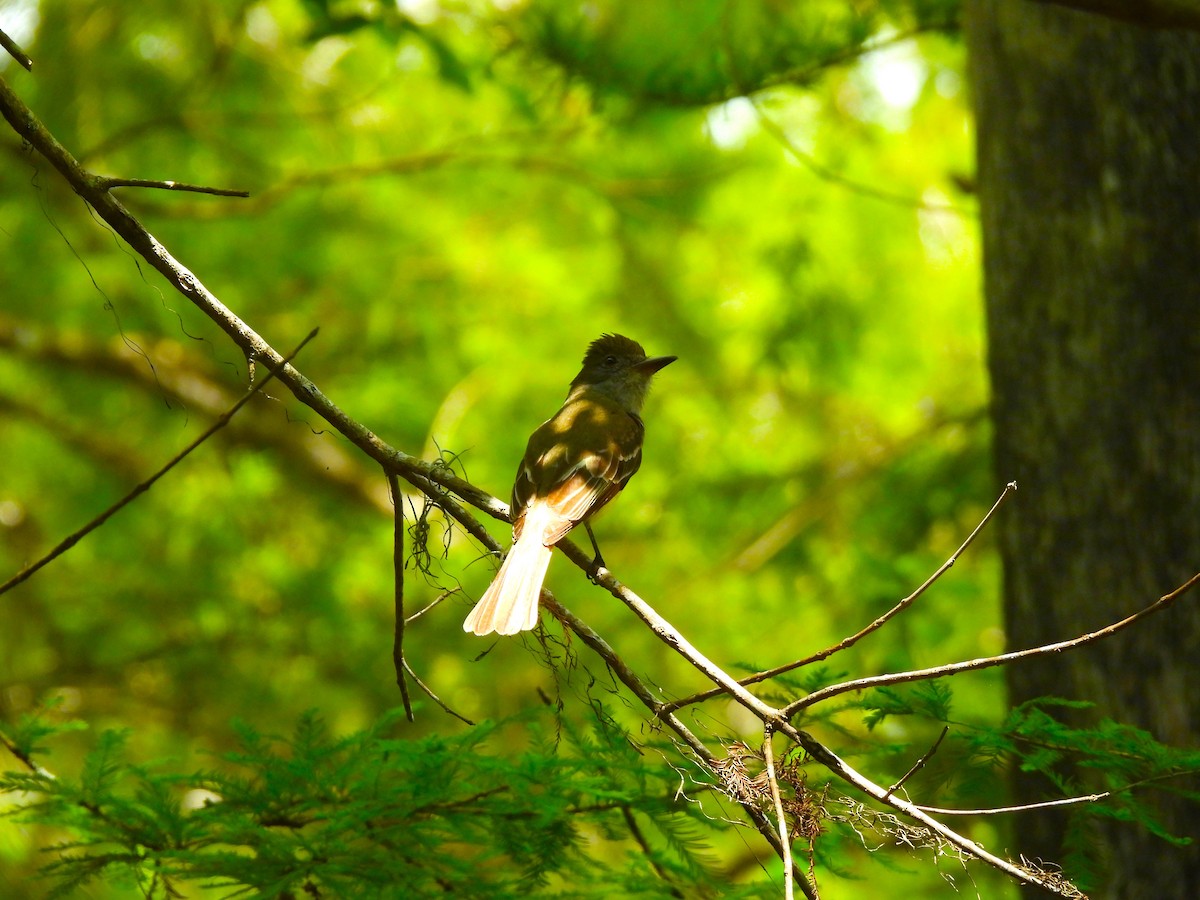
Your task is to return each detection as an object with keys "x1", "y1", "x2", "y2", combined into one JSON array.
[{"x1": 463, "y1": 334, "x2": 676, "y2": 636}]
